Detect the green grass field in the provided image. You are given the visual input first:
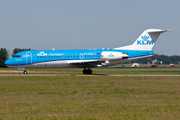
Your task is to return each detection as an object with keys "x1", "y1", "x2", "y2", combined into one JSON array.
[{"x1": 1, "y1": 76, "x2": 180, "y2": 119}]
